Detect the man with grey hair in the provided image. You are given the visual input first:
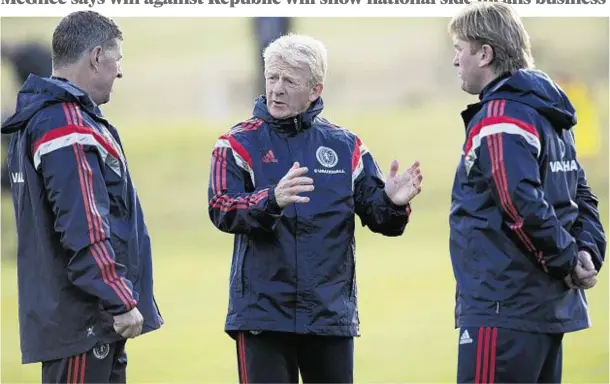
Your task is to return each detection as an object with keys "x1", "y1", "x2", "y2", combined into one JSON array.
[
  {"x1": 448, "y1": 3, "x2": 606, "y2": 383},
  {"x1": 1, "y1": 11, "x2": 163, "y2": 383},
  {"x1": 208, "y1": 33, "x2": 423, "y2": 383}
]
